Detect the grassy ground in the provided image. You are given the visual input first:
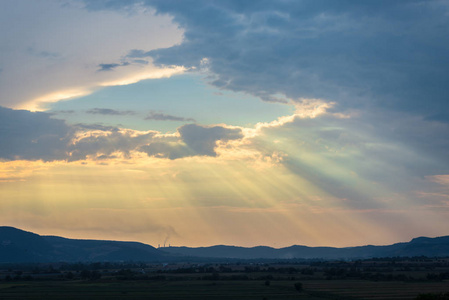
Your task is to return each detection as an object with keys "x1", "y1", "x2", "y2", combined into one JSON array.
[
  {"x1": 304, "y1": 280, "x2": 449, "y2": 300},
  {"x1": 0, "y1": 280, "x2": 313, "y2": 300},
  {"x1": 0, "y1": 279, "x2": 448, "y2": 300}
]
